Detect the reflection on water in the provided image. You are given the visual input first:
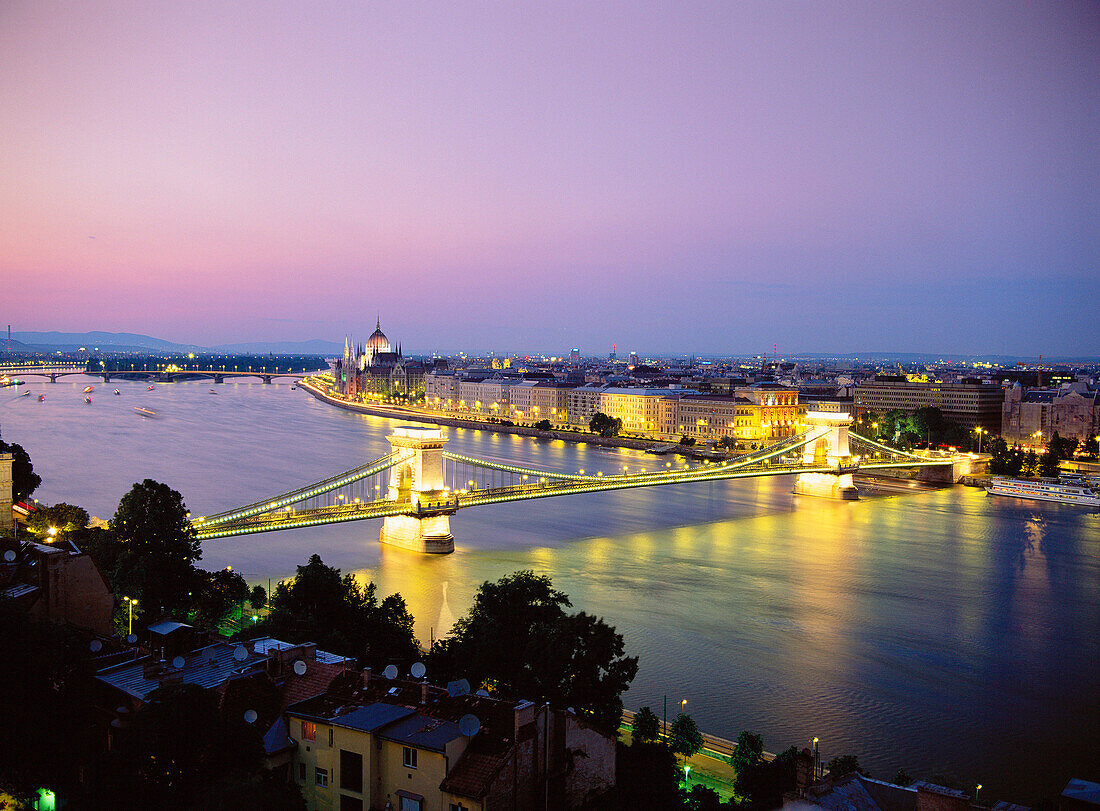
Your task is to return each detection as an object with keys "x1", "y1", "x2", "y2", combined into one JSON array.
[{"x1": 3, "y1": 380, "x2": 1098, "y2": 801}]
